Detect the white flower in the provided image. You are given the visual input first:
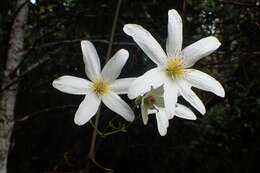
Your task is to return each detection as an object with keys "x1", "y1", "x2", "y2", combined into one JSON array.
[
  {"x1": 140, "y1": 87, "x2": 196, "y2": 136},
  {"x1": 52, "y1": 41, "x2": 135, "y2": 125},
  {"x1": 123, "y1": 9, "x2": 225, "y2": 116},
  {"x1": 30, "y1": 0, "x2": 36, "y2": 4}
]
